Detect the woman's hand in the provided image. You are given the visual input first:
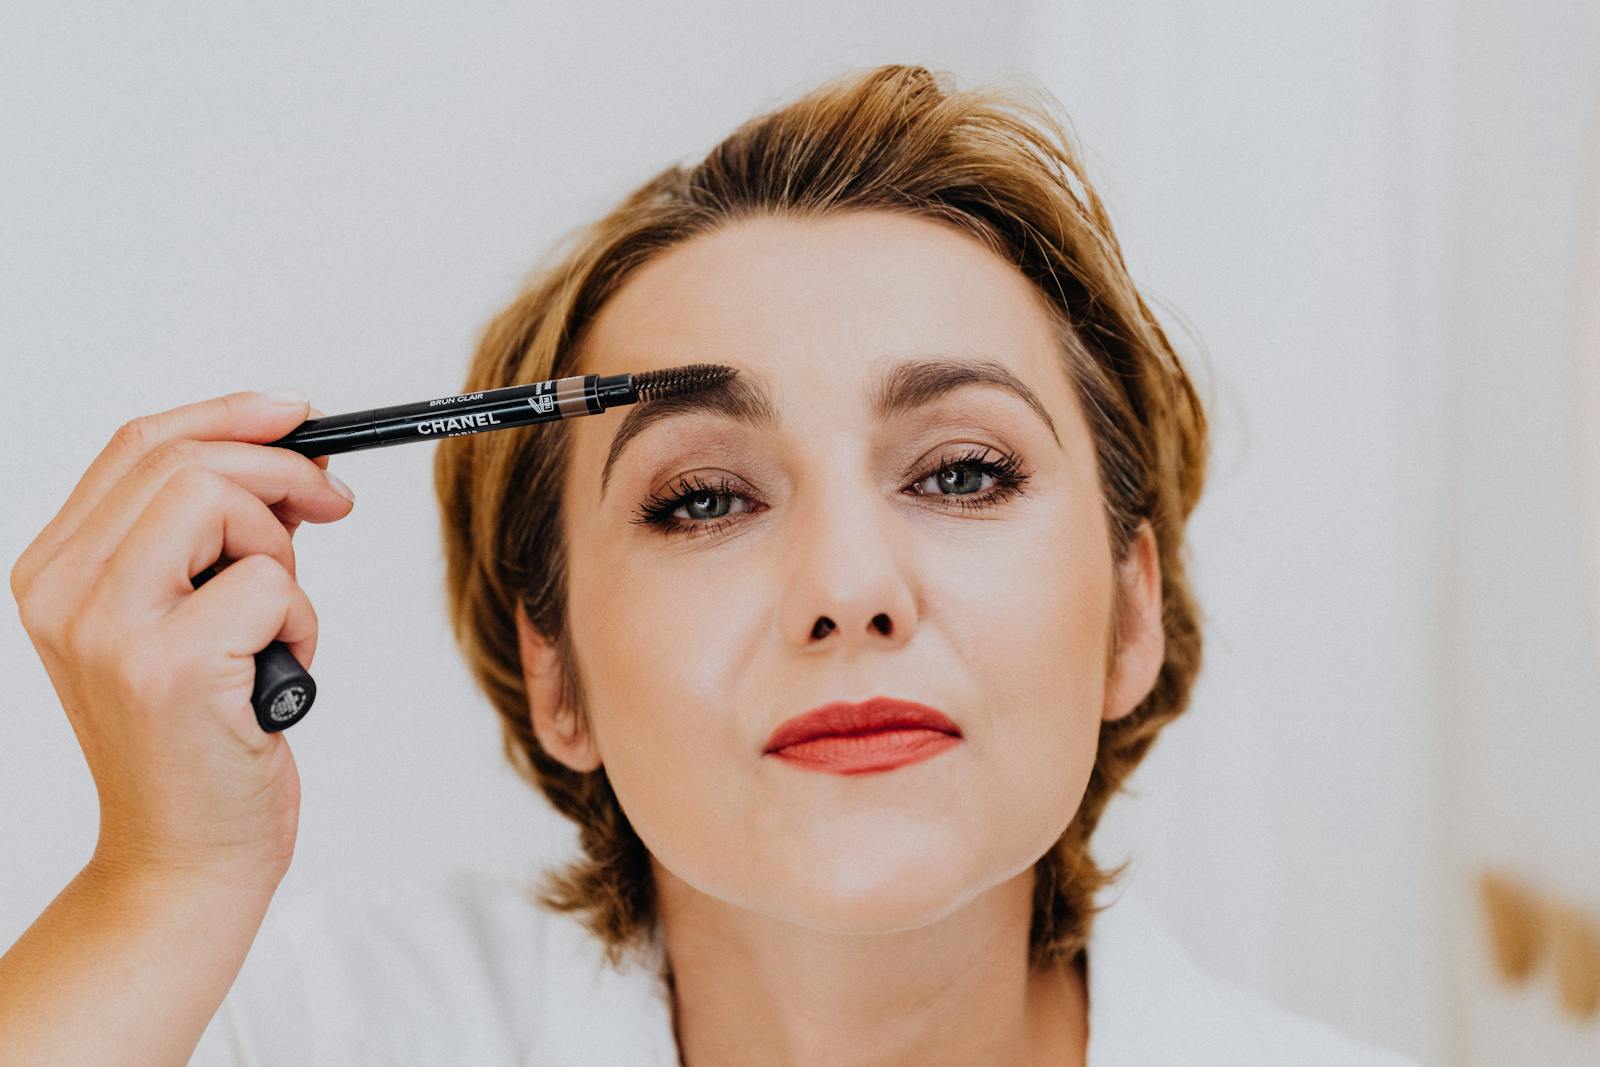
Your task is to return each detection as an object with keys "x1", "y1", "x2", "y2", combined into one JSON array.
[{"x1": 9, "y1": 389, "x2": 355, "y2": 892}]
